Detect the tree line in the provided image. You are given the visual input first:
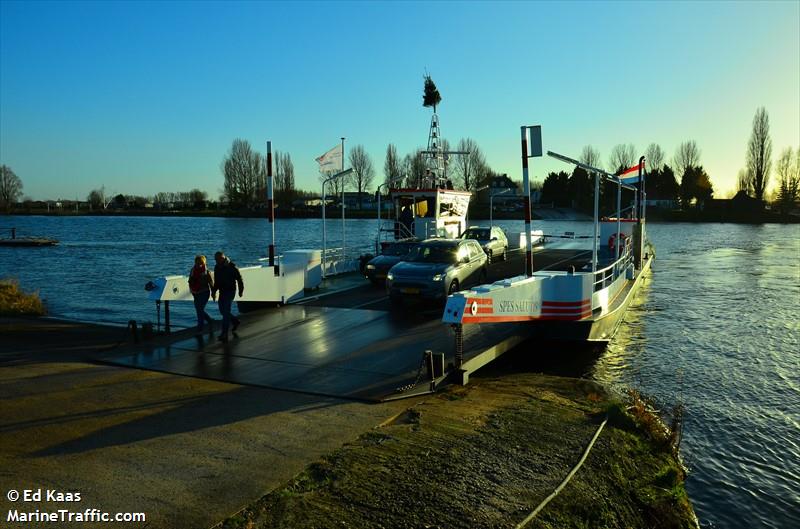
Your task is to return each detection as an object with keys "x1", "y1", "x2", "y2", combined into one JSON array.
[
  {"x1": 2, "y1": 106, "x2": 798, "y2": 215},
  {"x1": 540, "y1": 141, "x2": 703, "y2": 213},
  {"x1": 220, "y1": 136, "x2": 502, "y2": 210},
  {"x1": 540, "y1": 107, "x2": 799, "y2": 214}
]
